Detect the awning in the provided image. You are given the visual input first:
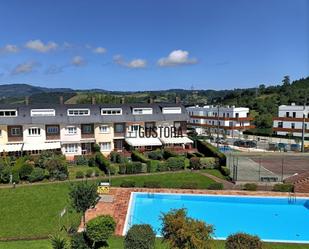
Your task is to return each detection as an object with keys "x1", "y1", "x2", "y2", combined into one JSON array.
[
  {"x1": 159, "y1": 136, "x2": 193, "y2": 145},
  {"x1": 0, "y1": 143, "x2": 23, "y2": 152},
  {"x1": 23, "y1": 142, "x2": 61, "y2": 151},
  {"x1": 125, "y1": 137, "x2": 162, "y2": 147}
]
